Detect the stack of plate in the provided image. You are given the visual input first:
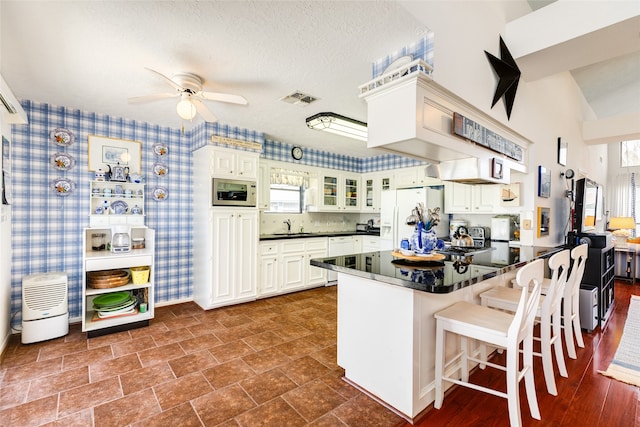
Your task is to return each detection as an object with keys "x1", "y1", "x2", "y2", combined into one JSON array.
[{"x1": 93, "y1": 291, "x2": 137, "y2": 318}]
